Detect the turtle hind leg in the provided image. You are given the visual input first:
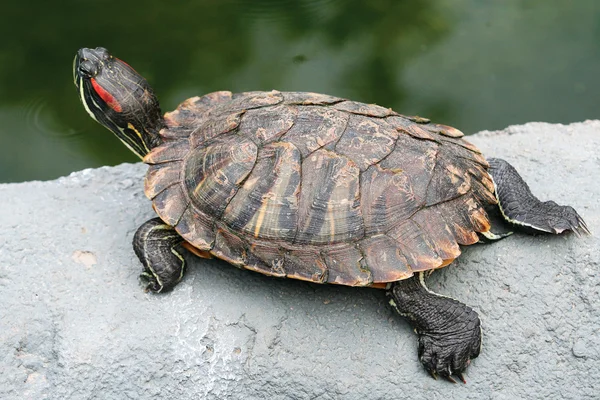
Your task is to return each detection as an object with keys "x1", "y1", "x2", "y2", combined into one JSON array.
[
  {"x1": 133, "y1": 217, "x2": 186, "y2": 293},
  {"x1": 487, "y1": 158, "x2": 590, "y2": 236},
  {"x1": 387, "y1": 272, "x2": 481, "y2": 383}
]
